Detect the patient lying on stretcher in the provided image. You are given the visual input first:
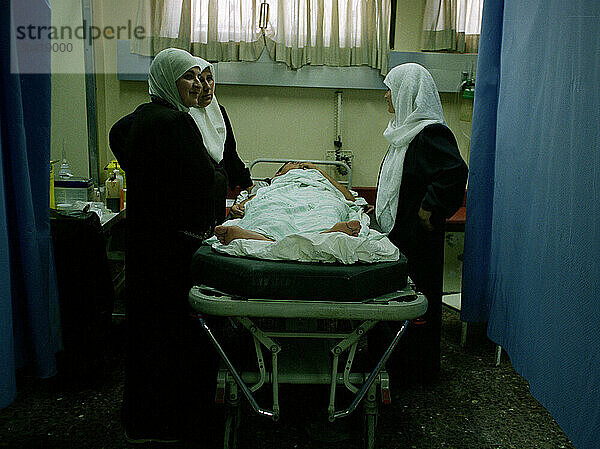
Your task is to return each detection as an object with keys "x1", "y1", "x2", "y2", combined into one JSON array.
[
  {"x1": 215, "y1": 162, "x2": 362, "y2": 245},
  {"x1": 205, "y1": 161, "x2": 399, "y2": 264}
]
